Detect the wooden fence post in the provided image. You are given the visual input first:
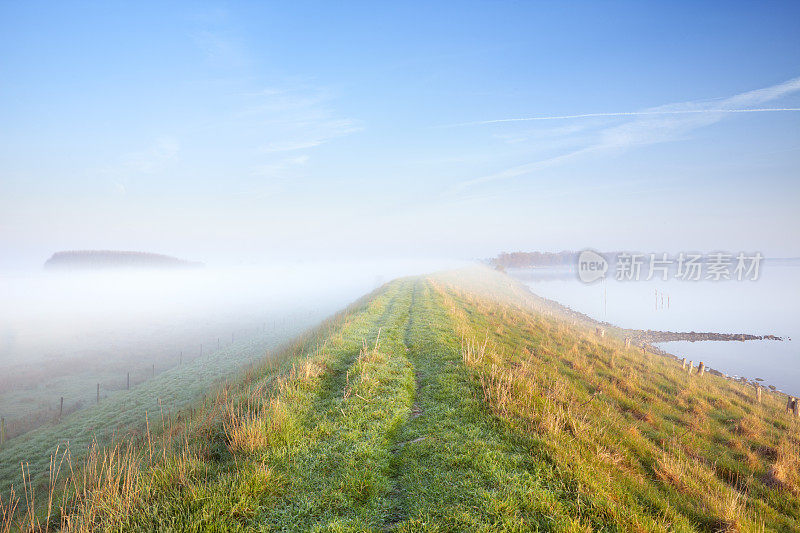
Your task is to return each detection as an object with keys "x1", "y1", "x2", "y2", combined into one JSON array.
[
  {"x1": 200, "y1": 343, "x2": 203, "y2": 356},
  {"x1": 179, "y1": 351, "x2": 182, "y2": 365},
  {"x1": 96, "y1": 383, "x2": 100, "y2": 404},
  {"x1": 152, "y1": 364, "x2": 155, "y2": 377},
  {"x1": 697, "y1": 362, "x2": 705, "y2": 376},
  {"x1": 756, "y1": 385, "x2": 762, "y2": 404},
  {"x1": 624, "y1": 337, "x2": 630, "y2": 348},
  {"x1": 127, "y1": 372, "x2": 130, "y2": 390},
  {"x1": 681, "y1": 358, "x2": 687, "y2": 370},
  {"x1": 687, "y1": 361, "x2": 693, "y2": 375},
  {"x1": 60, "y1": 396, "x2": 64, "y2": 418}
]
